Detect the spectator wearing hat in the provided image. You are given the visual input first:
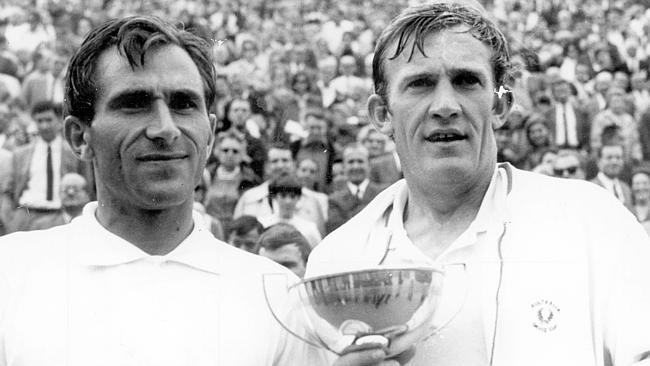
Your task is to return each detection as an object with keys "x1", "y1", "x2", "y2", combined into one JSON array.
[
  {"x1": 257, "y1": 223, "x2": 312, "y2": 278},
  {"x1": 545, "y1": 77, "x2": 592, "y2": 151},
  {"x1": 258, "y1": 174, "x2": 322, "y2": 248}
]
